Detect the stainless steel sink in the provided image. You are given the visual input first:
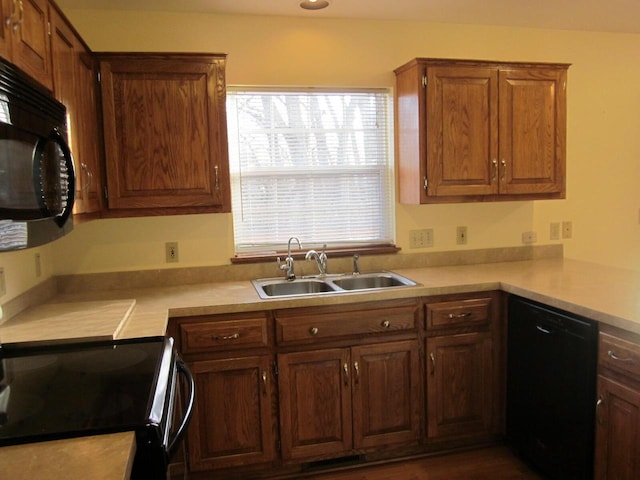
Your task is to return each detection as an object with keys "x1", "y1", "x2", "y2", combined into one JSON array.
[
  {"x1": 252, "y1": 271, "x2": 417, "y2": 299},
  {"x1": 255, "y1": 279, "x2": 339, "y2": 298},
  {"x1": 330, "y1": 272, "x2": 415, "y2": 290}
]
